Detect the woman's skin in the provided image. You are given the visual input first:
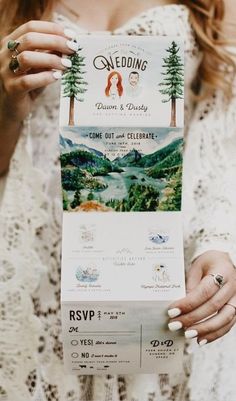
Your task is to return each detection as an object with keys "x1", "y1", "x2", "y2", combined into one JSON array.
[
  {"x1": 0, "y1": 0, "x2": 236, "y2": 344},
  {"x1": 57, "y1": 0, "x2": 176, "y2": 31},
  {"x1": 0, "y1": 21, "x2": 76, "y2": 176}
]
